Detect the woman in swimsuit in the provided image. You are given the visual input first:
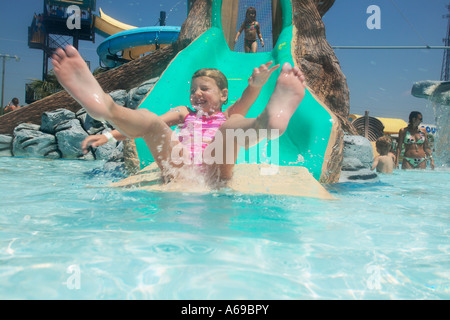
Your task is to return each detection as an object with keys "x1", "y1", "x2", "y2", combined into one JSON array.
[
  {"x1": 235, "y1": 7, "x2": 264, "y2": 53},
  {"x1": 396, "y1": 111, "x2": 435, "y2": 170},
  {"x1": 52, "y1": 45, "x2": 306, "y2": 186}
]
